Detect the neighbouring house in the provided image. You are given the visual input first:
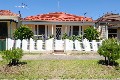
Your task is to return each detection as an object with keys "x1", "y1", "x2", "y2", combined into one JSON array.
[
  {"x1": 0, "y1": 10, "x2": 20, "y2": 39},
  {"x1": 22, "y1": 12, "x2": 95, "y2": 40},
  {"x1": 96, "y1": 13, "x2": 120, "y2": 40},
  {"x1": 0, "y1": 10, "x2": 20, "y2": 50}
]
